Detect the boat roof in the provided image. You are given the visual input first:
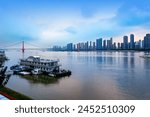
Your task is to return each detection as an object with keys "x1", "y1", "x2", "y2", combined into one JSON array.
[{"x1": 21, "y1": 56, "x2": 59, "y2": 63}]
